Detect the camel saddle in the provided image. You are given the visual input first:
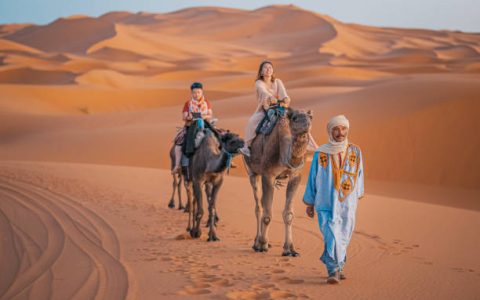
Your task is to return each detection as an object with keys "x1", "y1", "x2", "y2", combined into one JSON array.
[{"x1": 256, "y1": 106, "x2": 287, "y2": 136}]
